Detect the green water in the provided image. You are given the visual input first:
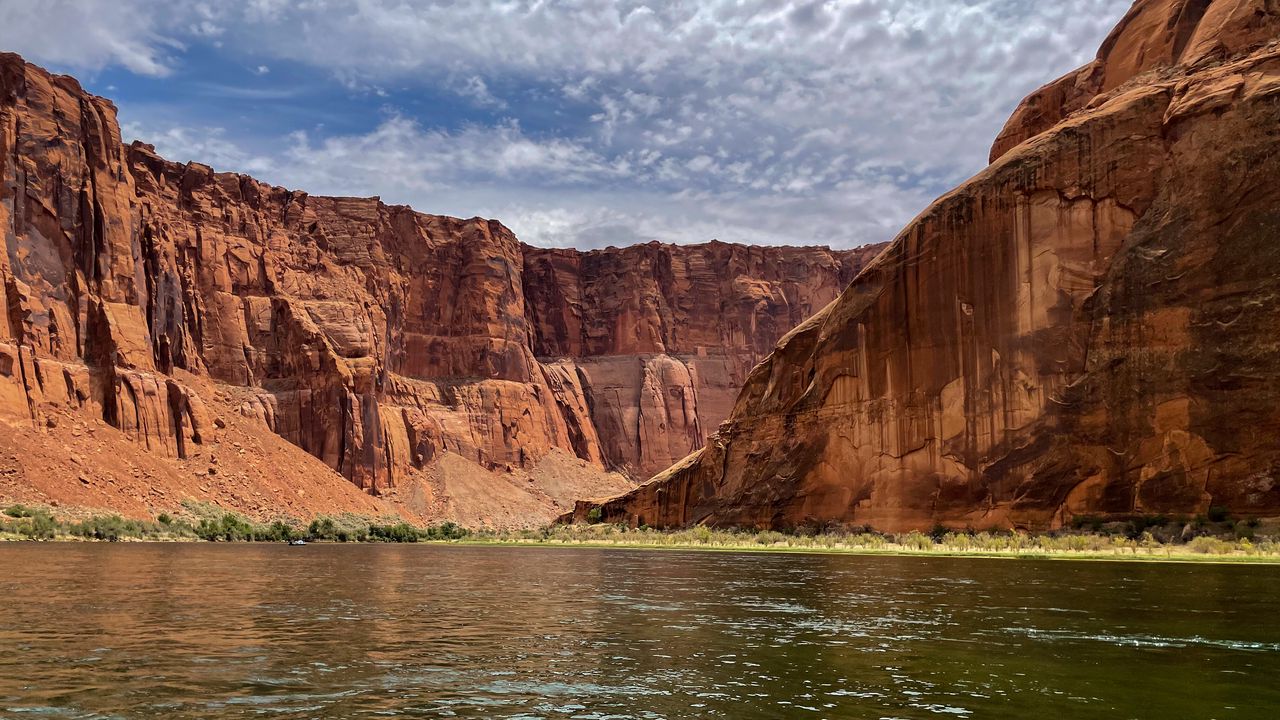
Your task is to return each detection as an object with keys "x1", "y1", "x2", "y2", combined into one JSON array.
[{"x1": 0, "y1": 544, "x2": 1277, "y2": 719}]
